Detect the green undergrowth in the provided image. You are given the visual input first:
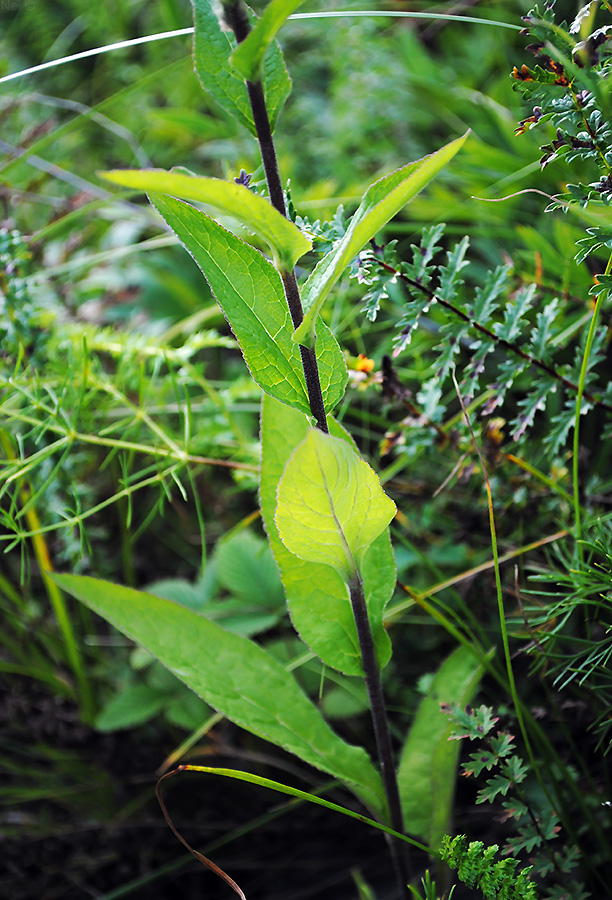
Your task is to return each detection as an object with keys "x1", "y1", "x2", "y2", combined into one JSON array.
[{"x1": 2, "y1": 2, "x2": 612, "y2": 899}]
